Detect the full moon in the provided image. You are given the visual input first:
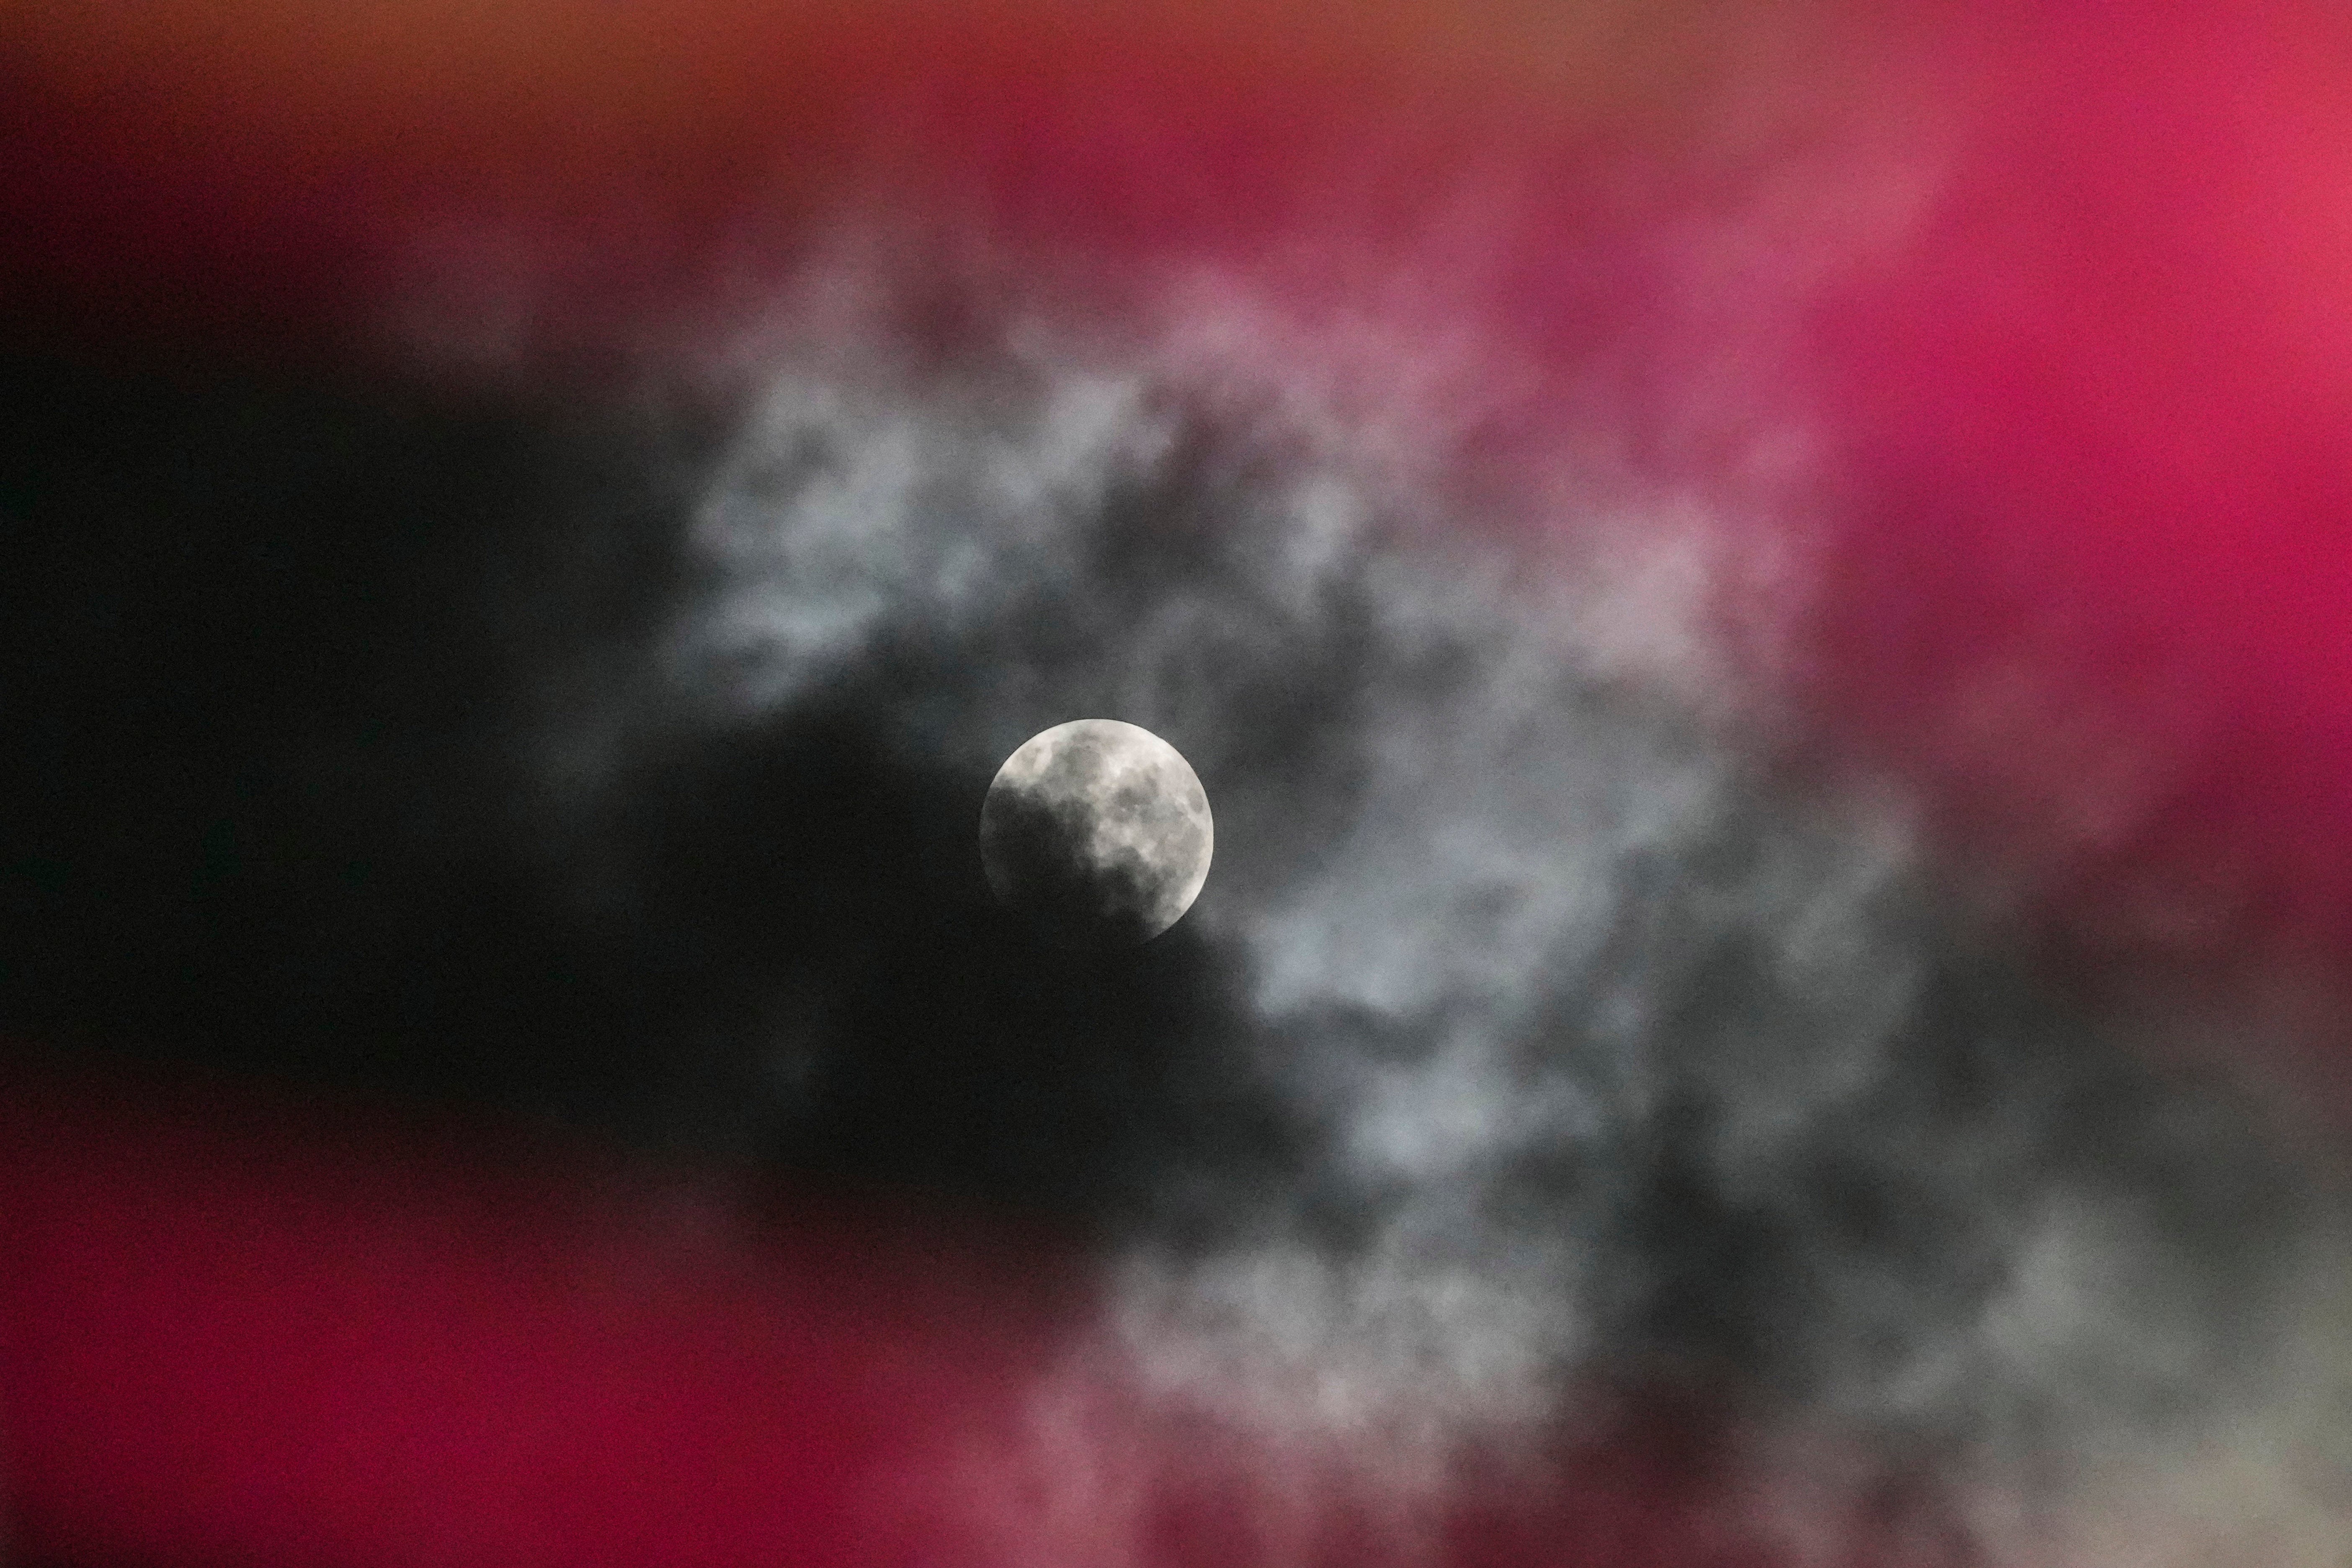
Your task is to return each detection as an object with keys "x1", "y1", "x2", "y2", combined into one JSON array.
[{"x1": 979, "y1": 720, "x2": 1214, "y2": 946}]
